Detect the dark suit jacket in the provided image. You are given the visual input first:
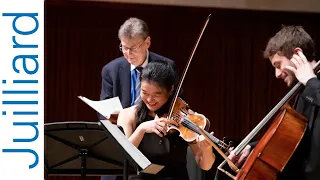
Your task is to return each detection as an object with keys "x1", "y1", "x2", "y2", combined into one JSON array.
[
  {"x1": 99, "y1": 51, "x2": 176, "y2": 119},
  {"x1": 275, "y1": 76, "x2": 320, "y2": 180},
  {"x1": 285, "y1": 76, "x2": 320, "y2": 180}
]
